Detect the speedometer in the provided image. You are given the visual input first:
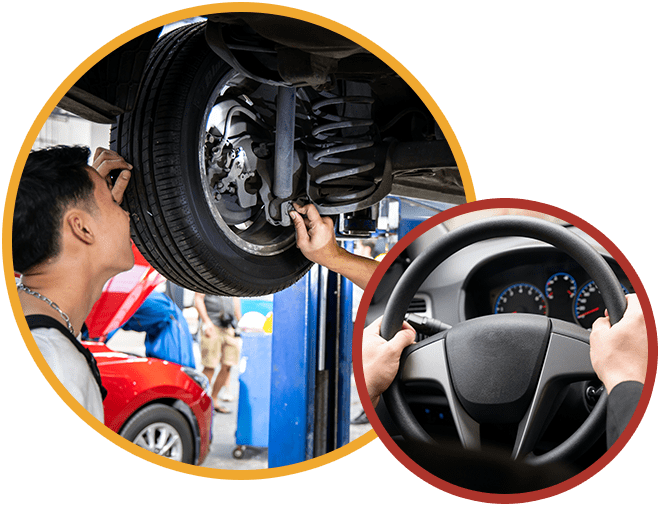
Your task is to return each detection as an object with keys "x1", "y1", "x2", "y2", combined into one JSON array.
[
  {"x1": 574, "y1": 281, "x2": 629, "y2": 329},
  {"x1": 495, "y1": 283, "x2": 548, "y2": 316}
]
